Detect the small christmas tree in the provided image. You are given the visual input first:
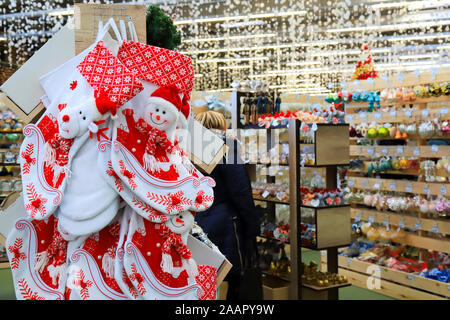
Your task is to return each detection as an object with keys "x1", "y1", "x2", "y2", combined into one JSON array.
[
  {"x1": 351, "y1": 43, "x2": 378, "y2": 81},
  {"x1": 146, "y1": 5, "x2": 181, "y2": 50}
]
